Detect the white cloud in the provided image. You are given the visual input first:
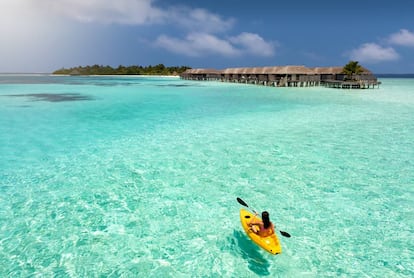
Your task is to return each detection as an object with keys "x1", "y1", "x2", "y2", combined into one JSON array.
[
  {"x1": 1, "y1": 0, "x2": 233, "y2": 29},
  {"x1": 155, "y1": 33, "x2": 240, "y2": 57},
  {"x1": 155, "y1": 32, "x2": 275, "y2": 58},
  {"x1": 388, "y1": 29, "x2": 414, "y2": 47},
  {"x1": 229, "y1": 32, "x2": 274, "y2": 57},
  {"x1": 0, "y1": 0, "x2": 74, "y2": 71},
  {"x1": 41, "y1": 0, "x2": 164, "y2": 25},
  {"x1": 33, "y1": 0, "x2": 233, "y2": 33},
  {"x1": 168, "y1": 7, "x2": 235, "y2": 33},
  {"x1": 349, "y1": 43, "x2": 399, "y2": 63}
]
